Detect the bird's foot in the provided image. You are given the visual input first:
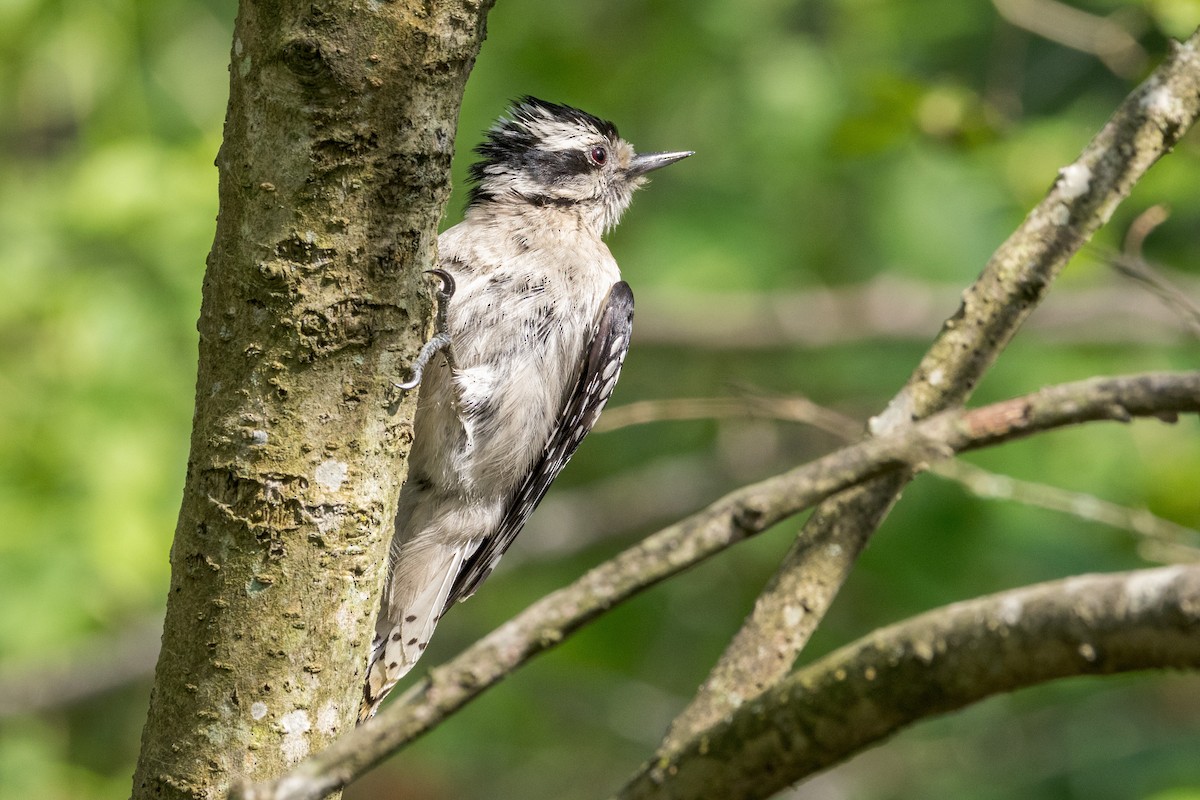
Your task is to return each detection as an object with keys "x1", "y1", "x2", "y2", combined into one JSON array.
[{"x1": 394, "y1": 269, "x2": 456, "y2": 391}]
